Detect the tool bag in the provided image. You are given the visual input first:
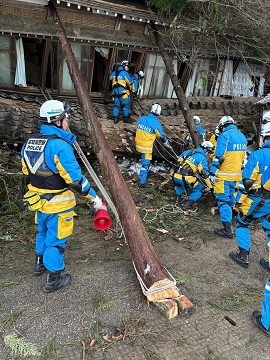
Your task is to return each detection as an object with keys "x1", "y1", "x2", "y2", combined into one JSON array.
[{"x1": 23, "y1": 190, "x2": 47, "y2": 211}]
